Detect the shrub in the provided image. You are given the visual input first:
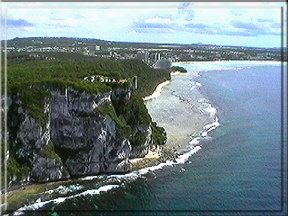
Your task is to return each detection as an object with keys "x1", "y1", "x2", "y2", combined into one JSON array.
[{"x1": 38, "y1": 142, "x2": 63, "y2": 165}]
